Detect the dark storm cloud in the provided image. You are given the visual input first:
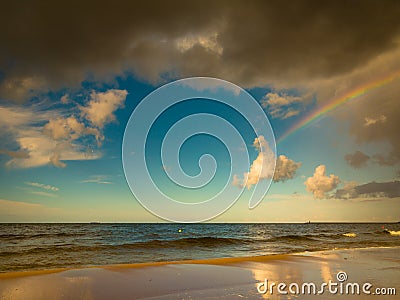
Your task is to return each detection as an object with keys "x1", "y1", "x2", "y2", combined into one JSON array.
[
  {"x1": 1, "y1": 0, "x2": 400, "y2": 101},
  {"x1": 347, "y1": 81, "x2": 400, "y2": 165},
  {"x1": 0, "y1": 0, "x2": 225, "y2": 100},
  {"x1": 335, "y1": 180, "x2": 400, "y2": 199},
  {"x1": 345, "y1": 151, "x2": 370, "y2": 168}
]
